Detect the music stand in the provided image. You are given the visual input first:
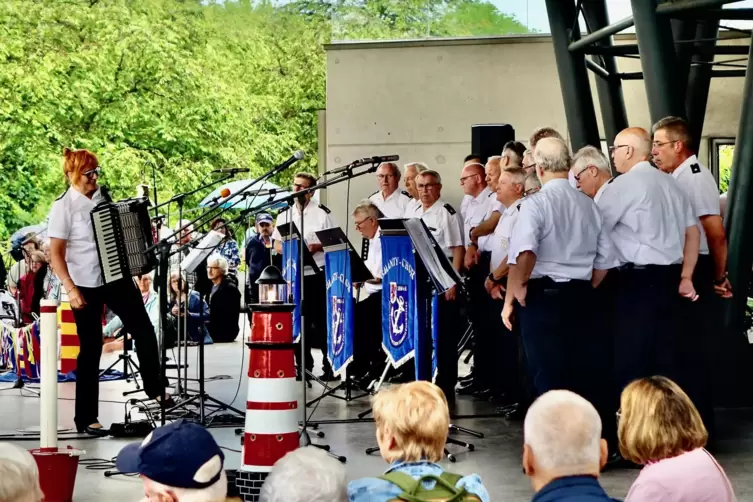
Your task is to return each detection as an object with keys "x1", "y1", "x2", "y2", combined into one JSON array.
[{"x1": 304, "y1": 227, "x2": 373, "y2": 407}]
